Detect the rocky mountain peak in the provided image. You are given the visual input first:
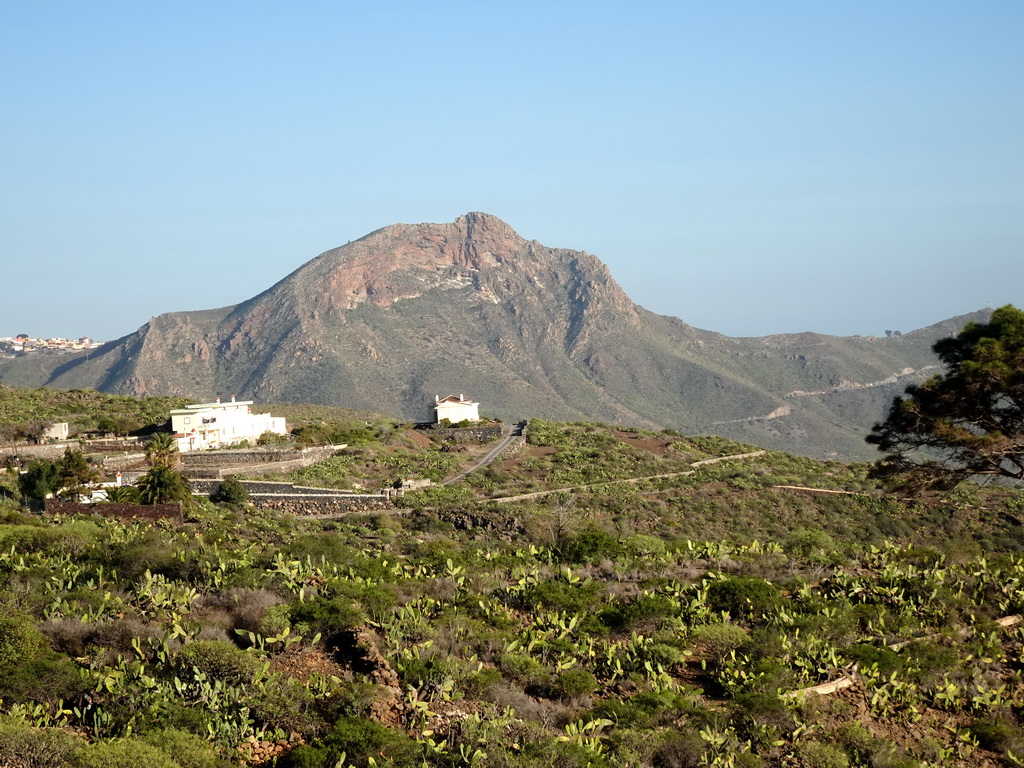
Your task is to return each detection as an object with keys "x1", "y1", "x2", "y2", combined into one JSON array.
[
  {"x1": 452, "y1": 211, "x2": 524, "y2": 269},
  {"x1": 272, "y1": 213, "x2": 535, "y2": 312}
]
